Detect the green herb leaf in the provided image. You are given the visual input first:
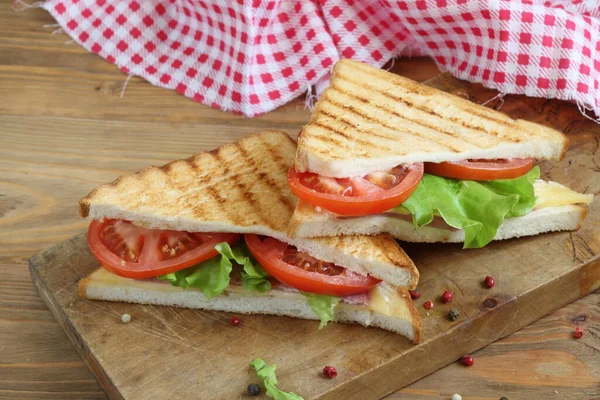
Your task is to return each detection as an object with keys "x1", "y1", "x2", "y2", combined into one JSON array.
[
  {"x1": 302, "y1": 292, "x2": 340, "y2": 330},
  {"x1": 401, "y1": 166, "x2": 539, "y2": 248},
  {"x1": 157, "y1": 242, "x2": 270, "y2": 297},
  {"x1": 250, "y1": 358, "x2": 304, "y2": 400}
]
